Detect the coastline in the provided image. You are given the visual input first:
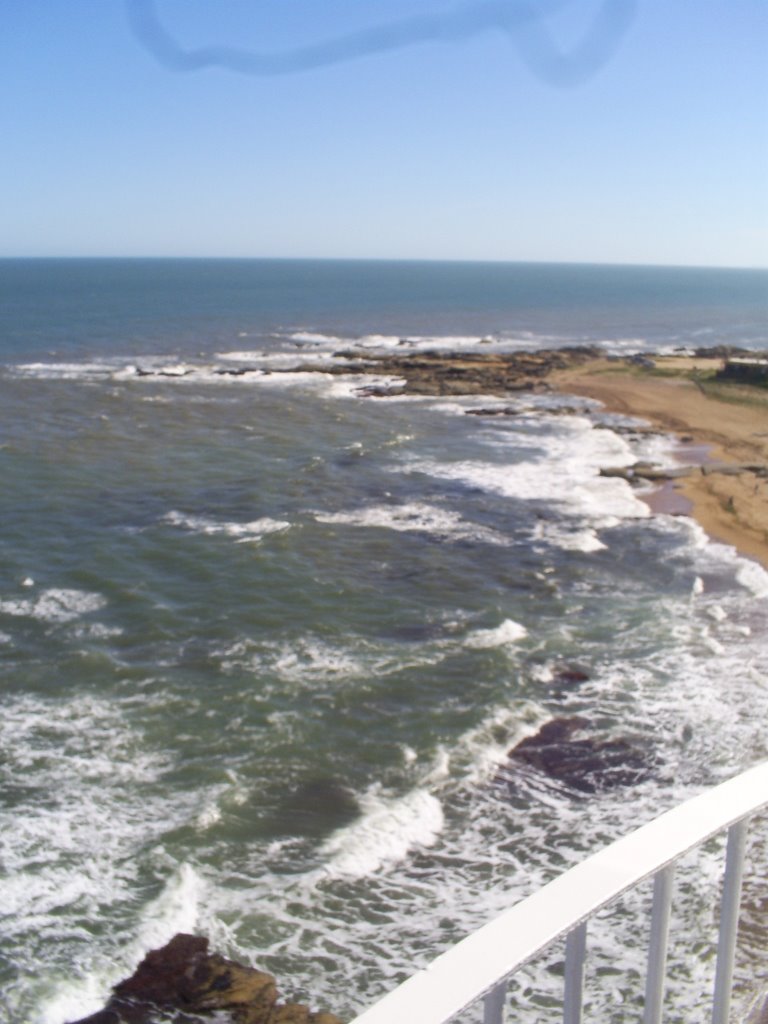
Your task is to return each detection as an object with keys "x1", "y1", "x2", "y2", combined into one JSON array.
[
  {"x1": 298, "y1": 345, "x2": 768, "y2": 569},
  {"x1": 551, "y1": 357, "x2": 768, "y2": 569}
]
